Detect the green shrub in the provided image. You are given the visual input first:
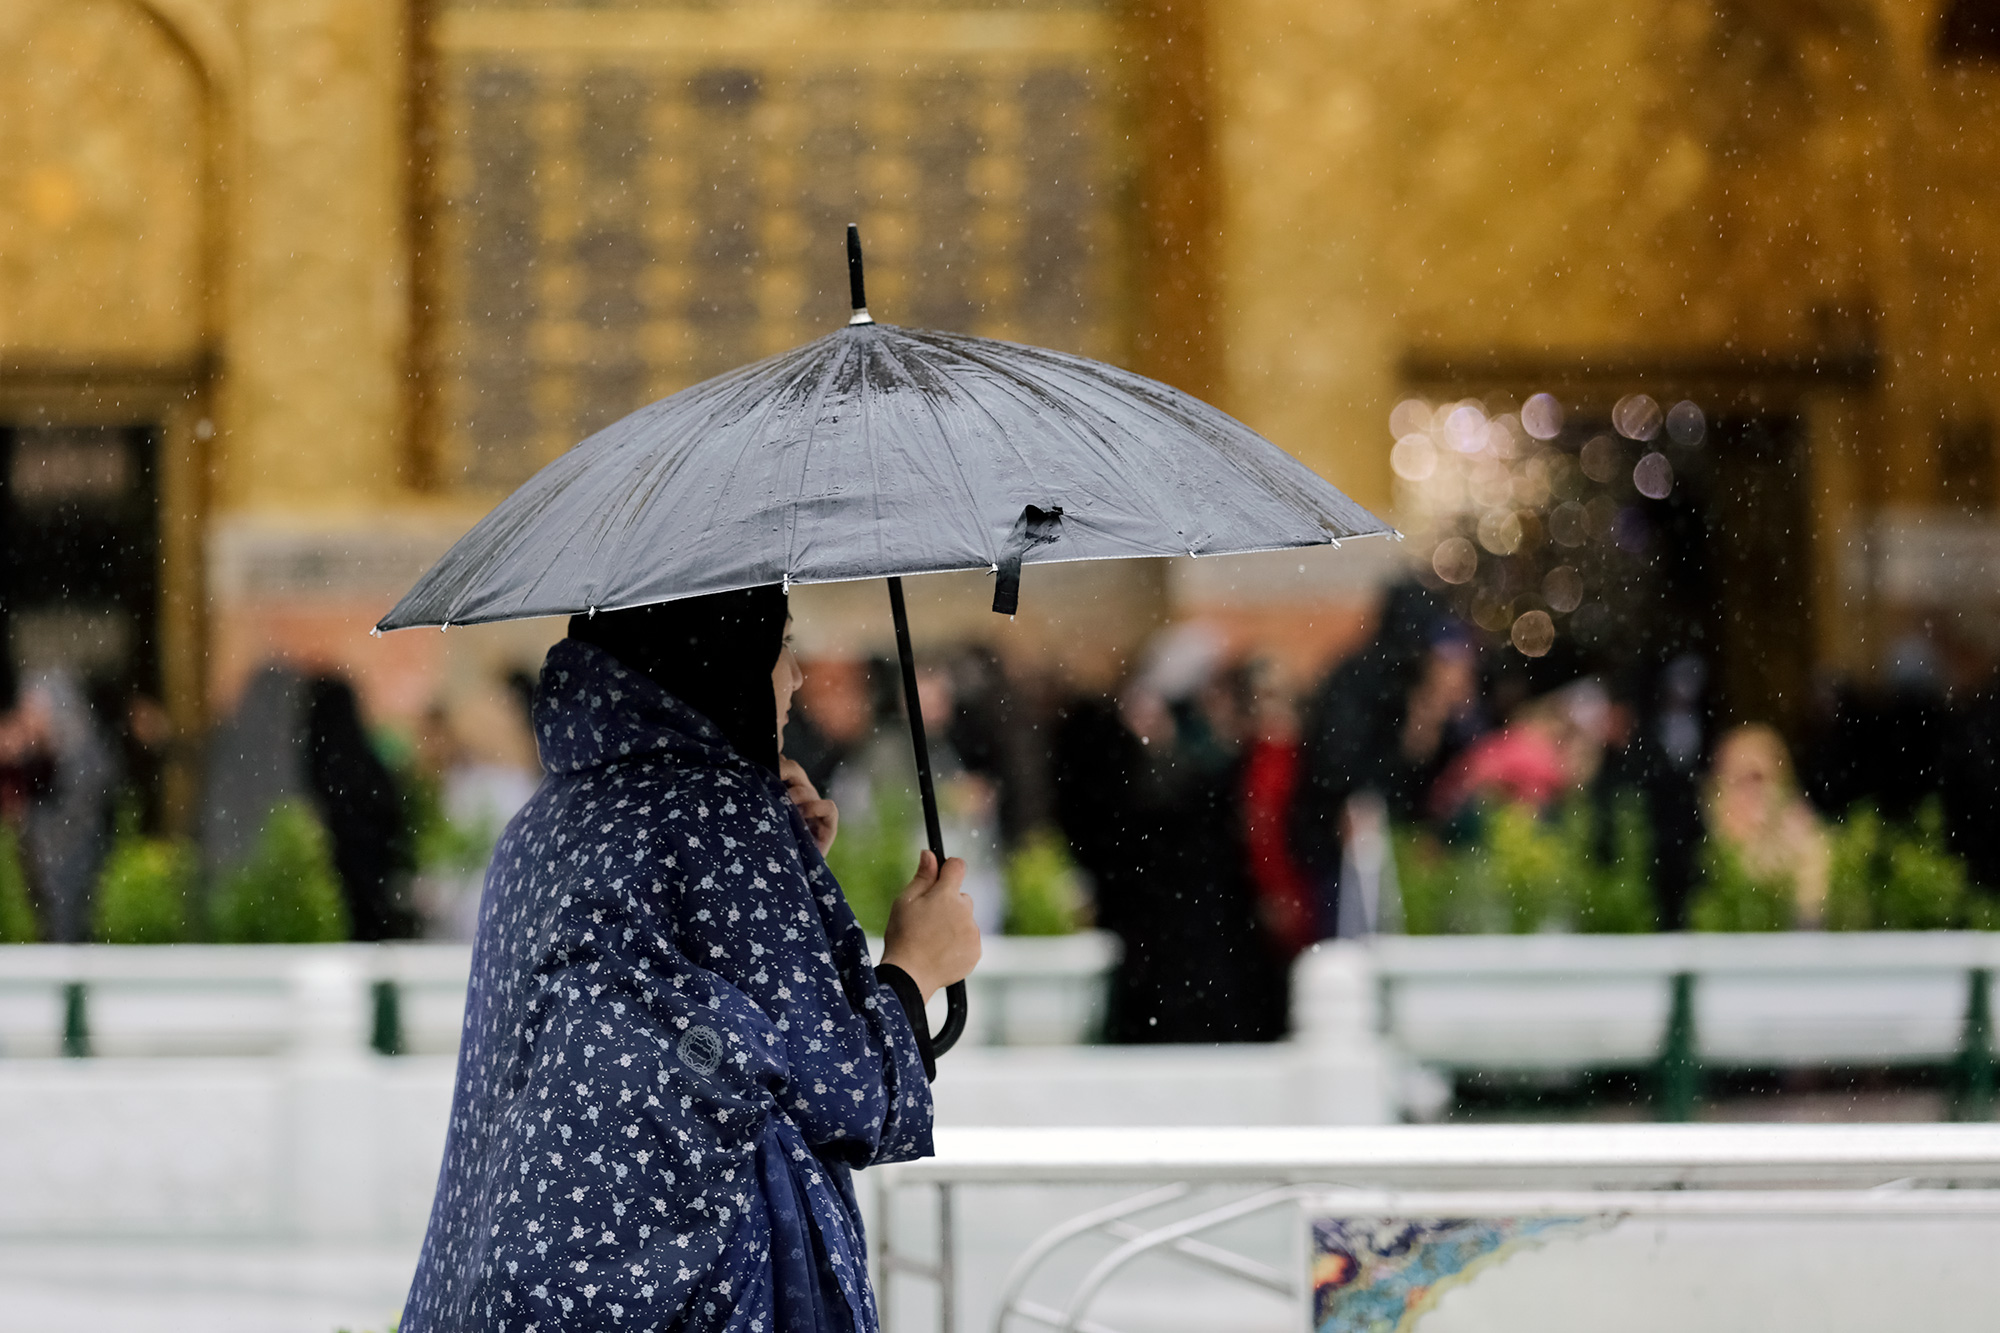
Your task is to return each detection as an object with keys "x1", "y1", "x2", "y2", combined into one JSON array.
[
  {"x1": 1826, "y1": 799, "x2": 1976, "y2": 931},
  {"x1": 0, "y1": 823, "x2": 36, "y2": 943},
  {"x1": 406, "y1": 771, "x2": 498, "y2": 876},
  {"x1": 93, "y1": 818, "x2": 199, "y2": 944},
  {"x1": 1693, "y1": 798, "x2": 1985, "y2": 932},
  {"x1": 1003, "y1": 827, "x2": 1085, "y2": 936},
  {"x1": 823, "y1": 783, "x2": 918, "y2": 937},
  {"x1": 1689, "y1": 839, "x2": 1796, "y2": 932},
  {"x1": 210, "y1": 800, "x2": 349, "y2": 943},
  {"x1": 1394, "y1": 795, "x2": 1654, "y2": 935}
]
